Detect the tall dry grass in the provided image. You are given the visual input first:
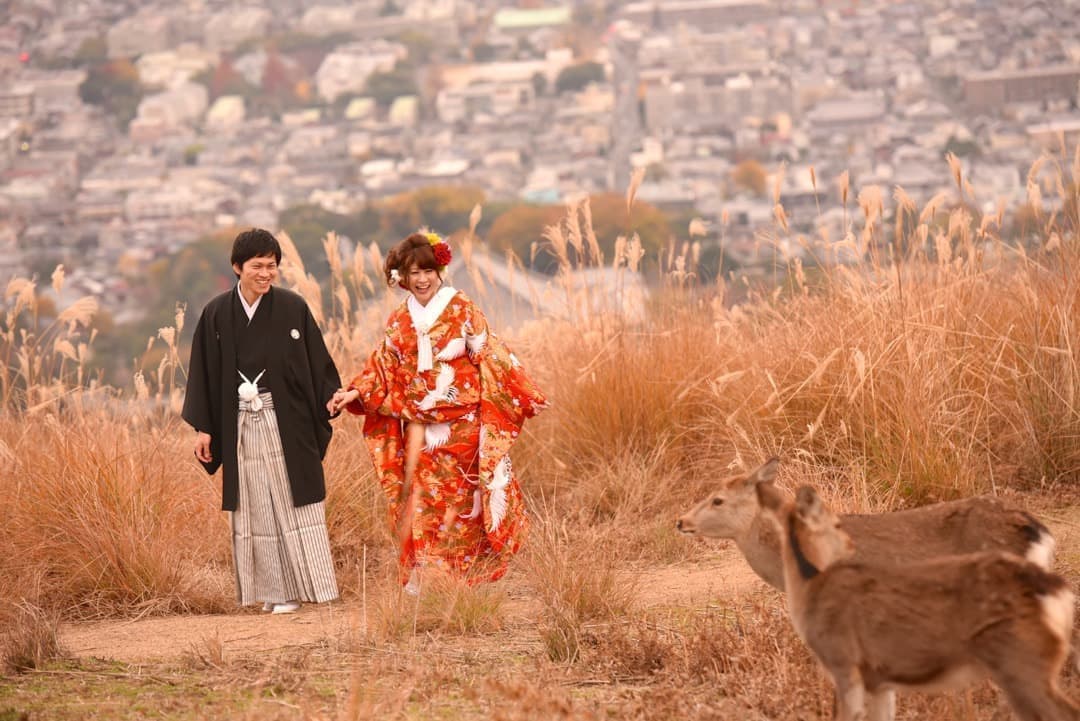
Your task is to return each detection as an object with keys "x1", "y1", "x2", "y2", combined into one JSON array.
[
  {"x1": 524, "y1": 520, "x2": 639, "y2": 662},
  {"x1": 0, "y1": 148, "x2": 1078, "y2": 710},
  {"x1": 0, "y1": 410, "x2": 233, "y2": 619},
  {"x1": 367, "y1": 570, "x2": 507, "y2": 641},
  {"x1": 0, "y1": 601, "x2": 64, "y2": 674}
]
